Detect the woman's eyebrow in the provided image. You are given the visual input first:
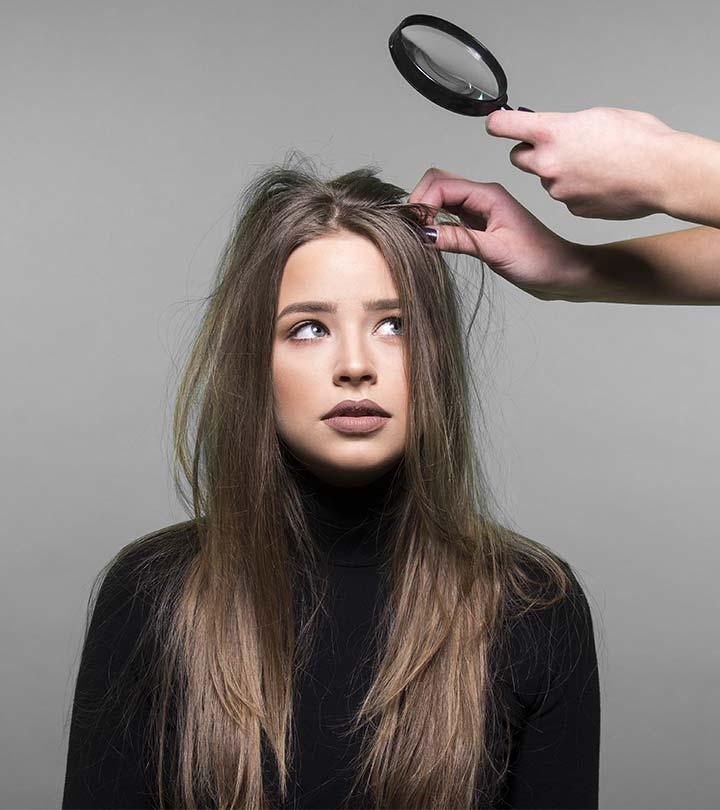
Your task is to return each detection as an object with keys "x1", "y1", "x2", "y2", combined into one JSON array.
[{"x1": 276, "y1": 298, "x2": 401, "y2": 320}]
